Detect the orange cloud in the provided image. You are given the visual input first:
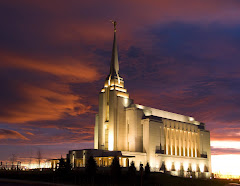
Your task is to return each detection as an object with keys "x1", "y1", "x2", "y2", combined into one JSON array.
[
  {"x1": 0, "y1": 129, "x2": 28, "y2": 140},
  {"x1": 0, "y1": 52, "x2": 99, "y2": 83},
  {"x1": 0, "y1": 82, "x2": 91, "y2": 123},
  {"x1": 0, "y1": 46, "x2": 99, "y2": 124},
  {"x1": 25, "y1": 131, "x2": 34, "y2": 136}
]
